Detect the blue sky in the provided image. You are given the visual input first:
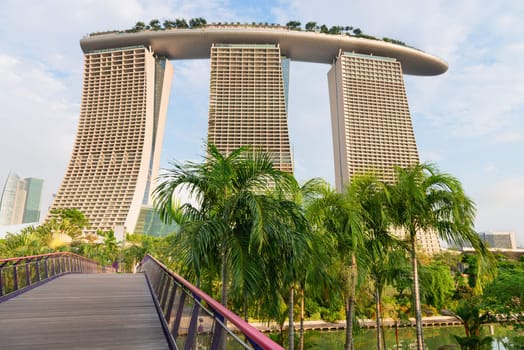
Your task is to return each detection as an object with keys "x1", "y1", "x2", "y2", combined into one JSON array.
[{"x1": 0, "y1": 0, "x2": 523, "y2": 246}]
